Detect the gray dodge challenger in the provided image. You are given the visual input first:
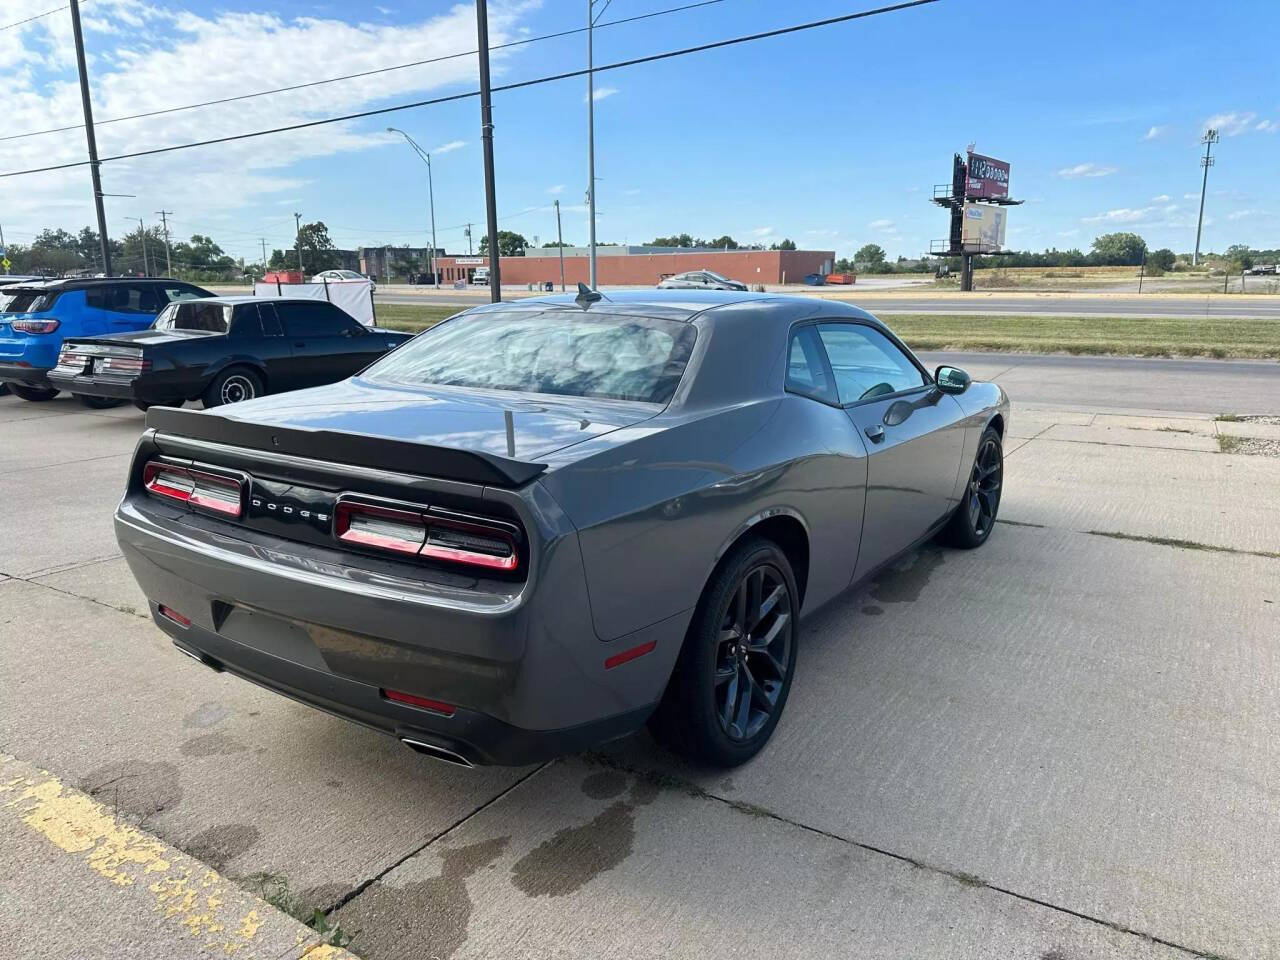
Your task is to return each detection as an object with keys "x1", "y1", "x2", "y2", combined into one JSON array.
[{"x1": 115, "y1": 290, "x2": 1009, "y2": 767}]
